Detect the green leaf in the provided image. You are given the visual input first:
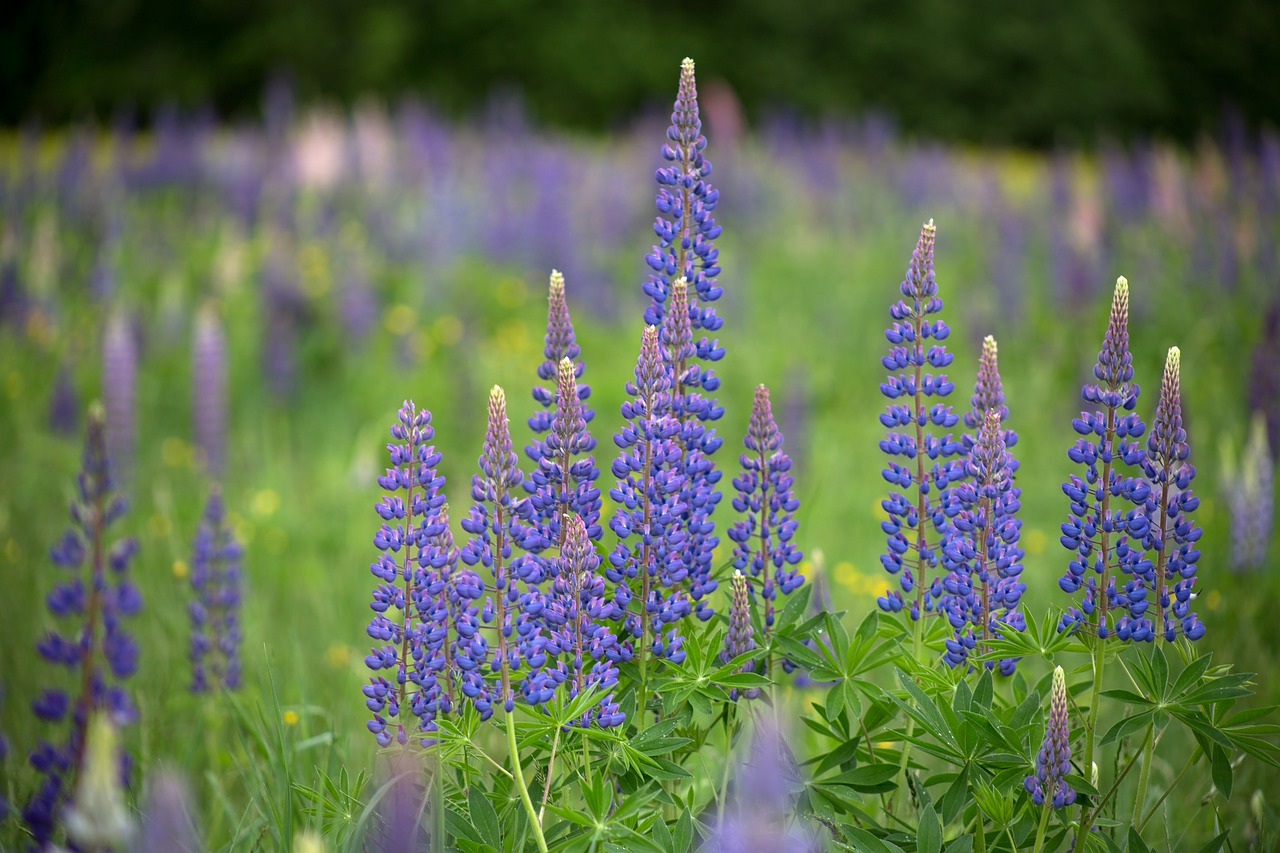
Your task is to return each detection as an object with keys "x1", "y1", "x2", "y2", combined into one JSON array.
[
  {"x1": 1065, "y1": 773, "x2": 1101, "y2": 798},
  {"x1": 917, "y1": 802, "x2": 943, "y2": 853},
  {"x1": 1210, "y1": 745, "x2": 1233, "y2": 800},
  {"x1": 1099, "y1": 689, "x2": 1153, "y2": 705},
  {"x1": 673, "y1": 808, "x2": 694, "y2": 853},
  {"x1": 856, "y1": 610, "x2": 880, "y2": 643},
  {"x1": 938, "y1": 764, "x2": 971, "y2": 825},
  {"x1": 824, "y1": 763, "x2": 901, "y2": 793},
  {"x1": 841, "y1": 826, "x2": 908, "y2": 853},
  {"x1": 1194, "y1": 830, "x2": 1230, "y2": 853},
  {"x1": 776, "y1": 583, "x2": 812, "y2": 630},
  {"x1": 467, "y1": 786, "x2": 502, "y2": 850},
  {"x1": 1173, "y1": 709, "x2": 1234, "y2": 749},
  {"x1": 944, "y1": 837, "x2": 974, "y2": 853},
  {"x1": 1148, "y1": 646, "x2": 1169, "y2": 696},
  {"x1": 973, "y1": 670, "x2": 994, "y2": 710},
  {"x1": 1170, "y1": 654, "x2": 1213, "y2": 699},
  {"x1": 1100, "y1": 712, "x2": 1152, "y2": 746},
  {"x1": 650, "y1": 817, "x2": 674, "y2": 852},
  {"x1": 1126, "y1": 827, "x2": 1152, "y2": 853}
]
